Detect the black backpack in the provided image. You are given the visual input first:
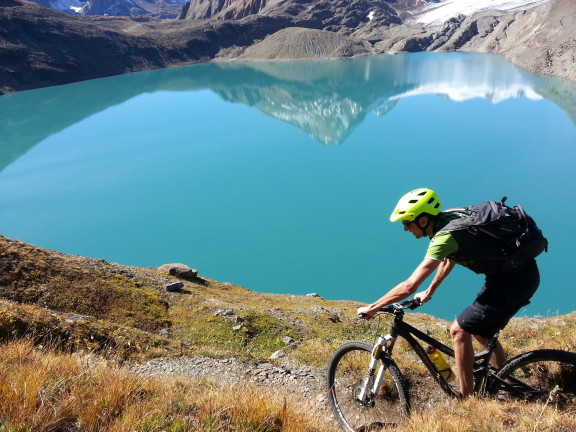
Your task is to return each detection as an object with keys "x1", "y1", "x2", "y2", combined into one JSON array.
[{"x1": 442, "y1": 197, "x2": 548, "y2": 259}]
